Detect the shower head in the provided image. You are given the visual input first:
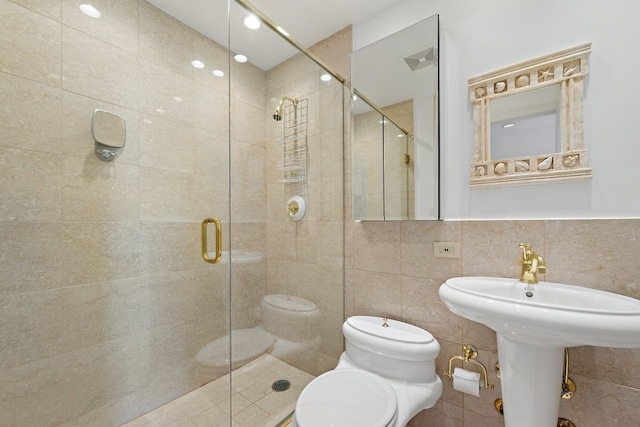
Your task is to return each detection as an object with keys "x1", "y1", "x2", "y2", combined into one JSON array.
[
  {"x1": 272, "y1": 96, "x2": 298, "y2": 121},
  {"x1": 273, "y1": 105, "x2": 283, "y2": 121}
]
